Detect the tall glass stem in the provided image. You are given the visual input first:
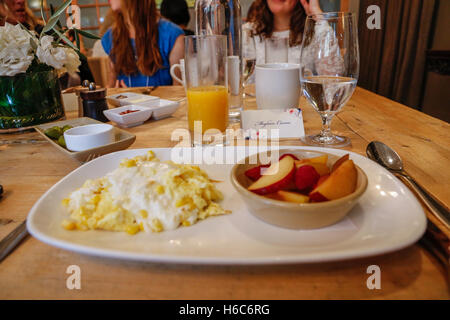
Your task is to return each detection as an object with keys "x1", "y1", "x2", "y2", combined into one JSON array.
[
  {"x1": 322, "y1": 115, "x2": 332, "y2": 135},
  {"x1": 318, "y1": 114, "x2": 334, "y2": 142}
]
